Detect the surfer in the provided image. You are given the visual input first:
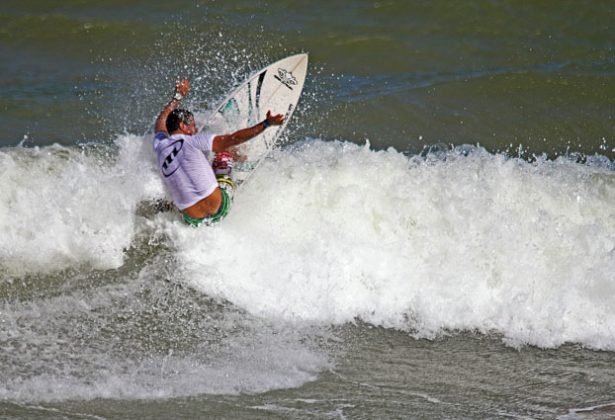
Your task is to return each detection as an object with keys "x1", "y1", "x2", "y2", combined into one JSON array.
[{"x1": 154, "y1": 79, "x2": 284, "y2": 225}]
